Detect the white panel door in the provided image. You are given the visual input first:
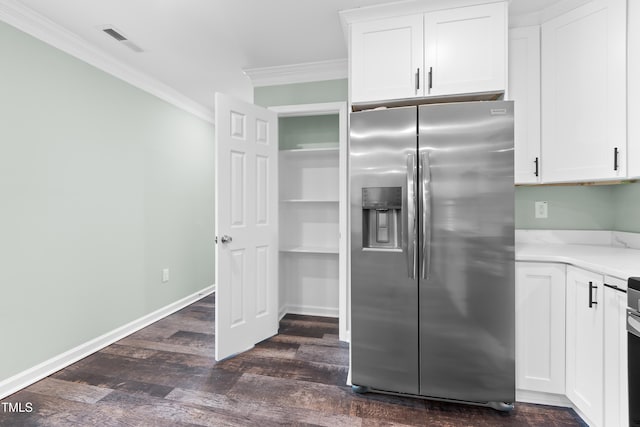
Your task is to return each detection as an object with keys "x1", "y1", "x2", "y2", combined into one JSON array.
[
  {"x1": 515, "y1": 262, "x2": 566, "y2": 394},
  {"x1": 215, "y1": 93, "x2": 278, "y2": 361},
  {"x1": 509, "y1": 26, "x2": 541, "y2": 184},
  {"x1": 541, "y1": 0, "x2": 626, "y2": 183},
  {"x1": 424, "y1": 2, "x2": 506, "y2": 96},
  {"x1": 566, "y1": 266, "x2": 604, "y2": 427},
  {"x1": 351, "y1": 14, "x2": 424, "y2": 103}
]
